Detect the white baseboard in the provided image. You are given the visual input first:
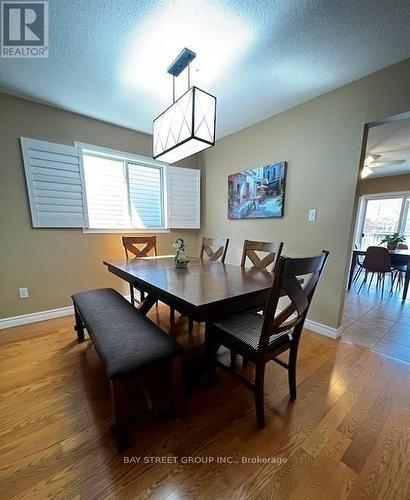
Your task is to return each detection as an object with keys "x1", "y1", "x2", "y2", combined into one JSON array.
[
  {"x1": 304, "y1": 318, "x2": 341, "y2": 339},
  {"x1": 0, "y1": 305, "x2": 74, "y2": 330},
  {"x1": 1, "y1": 301, "x2": 341, "y2": 339}
]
